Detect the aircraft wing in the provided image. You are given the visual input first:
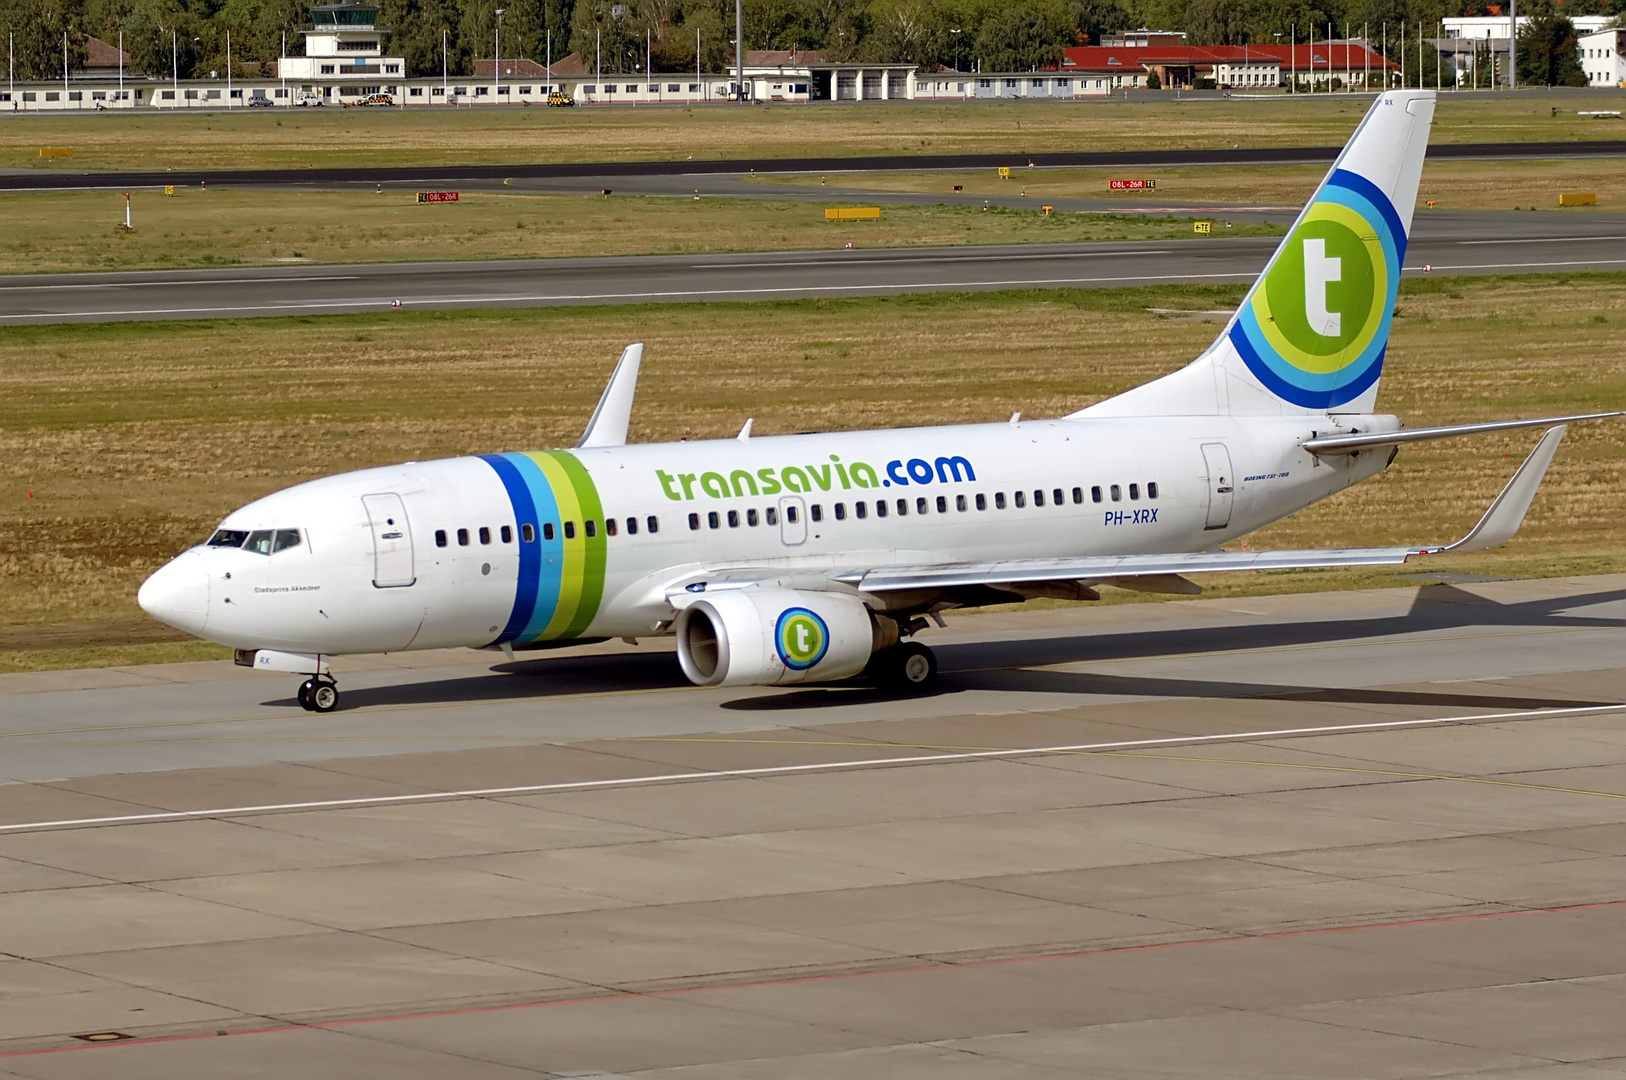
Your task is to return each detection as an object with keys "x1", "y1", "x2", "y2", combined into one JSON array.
[{"x1": 828, "y1": 425, "x2": 1568, "y2": 596}]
